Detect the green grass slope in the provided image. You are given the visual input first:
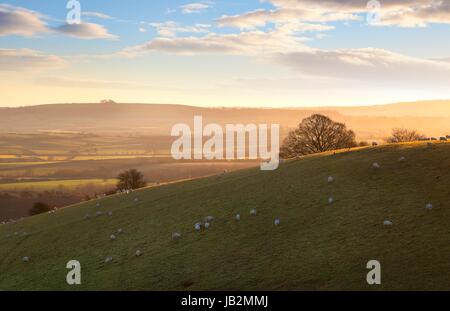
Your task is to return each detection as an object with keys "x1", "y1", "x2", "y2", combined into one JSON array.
[{"x1": 1, "y1": 143, "x2": 449, "y2": 291}]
